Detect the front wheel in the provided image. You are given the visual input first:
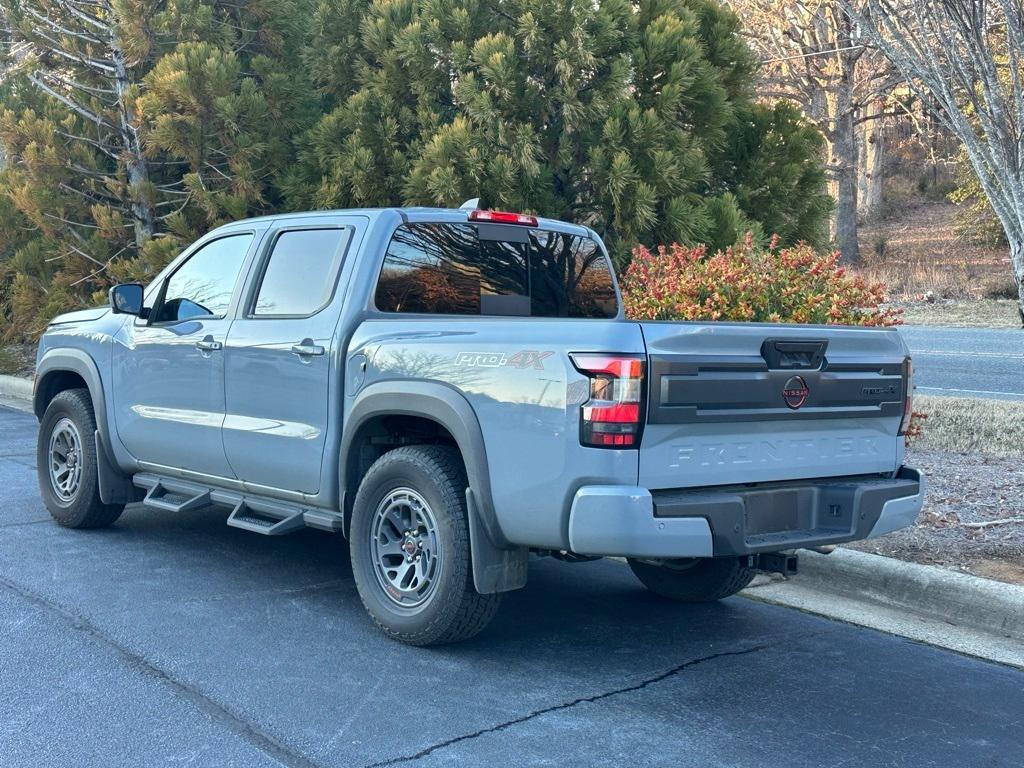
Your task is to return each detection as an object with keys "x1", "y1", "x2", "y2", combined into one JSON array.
[
  {"x1": 349, "y1": 445, "x2": 500, "y2": 645},
  {"x1": 628, "y1": 557, "x2": 755, "y2": 602},
  {"x1": 37, "y1": 388, "x2": 124, "y2": 529}
]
